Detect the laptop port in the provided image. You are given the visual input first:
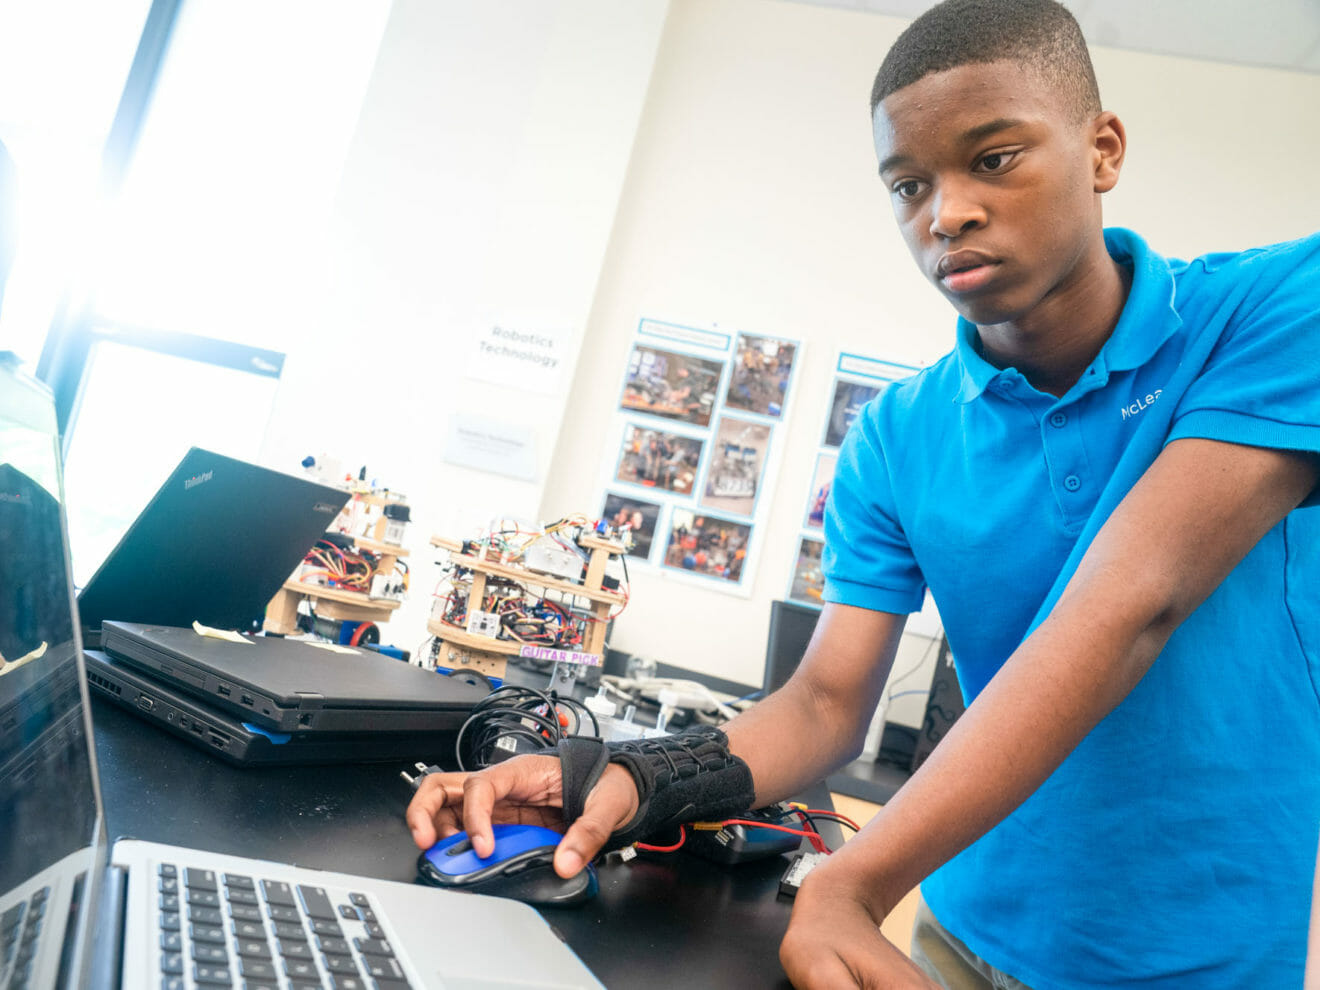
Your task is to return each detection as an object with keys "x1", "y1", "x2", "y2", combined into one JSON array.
[
  {"x1": 209, "y1": 733, "x2": 230, "y2": 748},
  {"x1": 298, "y1": 713, "x2": 313, "y2": 726},
  {"x1": 217, "y1": 684, "x2": 231, "y2": 697},
  {"x1": 240, "y1": 694, "x2": 254, "y2": 706},
  {"x1": 137, "y1": 695, "x2": 155, "y2": 712}
]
